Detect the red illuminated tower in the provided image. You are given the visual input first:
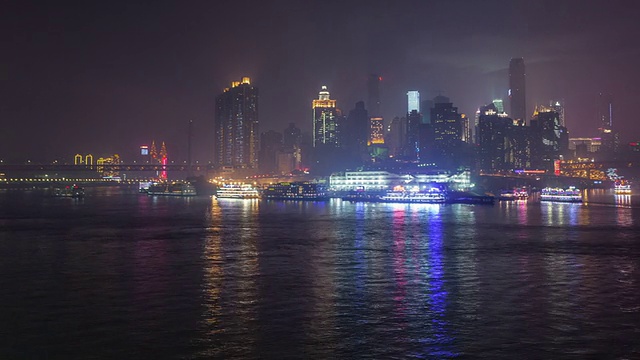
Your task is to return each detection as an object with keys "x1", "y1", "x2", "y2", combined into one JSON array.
[
  {"x1": 159, "y1": 142, "x2": 168, "y2": 179},
  {"x1": 150, "y1": 141, "x2": 158, "y2": 163}
]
